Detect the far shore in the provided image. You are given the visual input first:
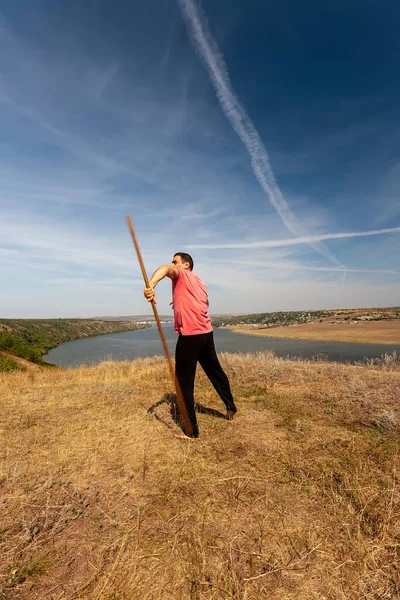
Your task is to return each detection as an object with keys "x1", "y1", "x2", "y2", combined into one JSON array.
[{"x1": 229, "y1": 319, "x2": 400, "y2": 345}]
